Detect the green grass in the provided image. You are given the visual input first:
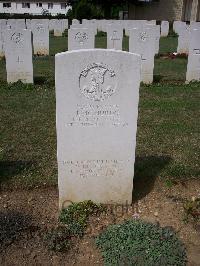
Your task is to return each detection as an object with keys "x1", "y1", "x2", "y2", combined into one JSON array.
[
  {"x1": 159, "y1": 36, "x2": 178, "y2": 54},
  {"x1": 0, "y1": 34, "x2": 199, "y2": 188}
]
